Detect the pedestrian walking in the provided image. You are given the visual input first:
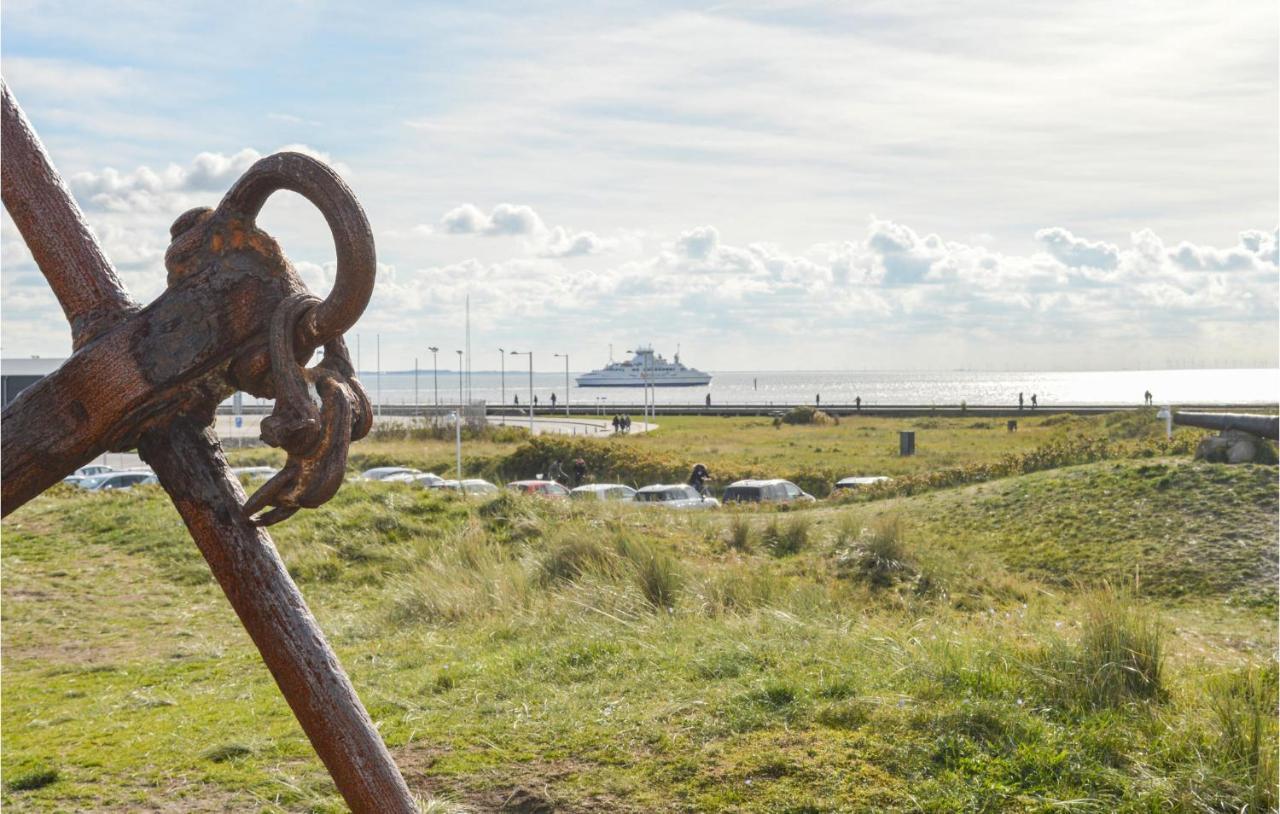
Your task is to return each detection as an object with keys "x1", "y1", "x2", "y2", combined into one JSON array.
[
  {"x1": 816, "y1": 393, "x2": 821, "y2": 407},
  {"x1": 705, "y1": 393, "x2": 711, "y2": 408},
  {"x1": 1031, "y1": 394, "x2": 1038, "y2": 409},
  {"x1": 1018, "y1": 392, "x2": 1024, "y2": 411},
  {"x1": 855, "y1": 396, "x2": 861, "y2": 412},
  {"x1": 571, "y1": 458, "x2": 587, "y2": 487},
  {"x1": 551, "y1": 393, "x2": 557, "y2": 408}
]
